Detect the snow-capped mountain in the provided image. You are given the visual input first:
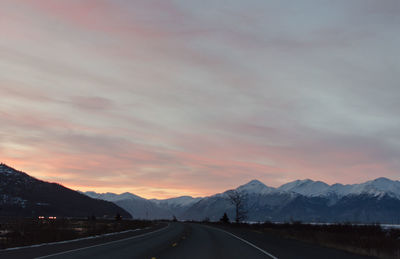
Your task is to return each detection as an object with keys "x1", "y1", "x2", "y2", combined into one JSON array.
[
  {"x1": 4, "y1": 162, "x2": 400, "y2": 223},
  {"x1": 236, "y1": 179, "x2": 275, "y2": 194},
  {"x1": 84, "y1": 191, "x2": 173, "y2": 220},
  {"x1": 278, "y1": 179, "x2": 330, "y2": 196},
  {"x1": 82, "y1": 177, "x2": 400, "y2": 223},
  {"x1": 84, "y1": 191, "x2": 202, "y2": 220},
  {"x1": 278, "y1": 177, "x2": 400, "y2": 199},
  {"x1": 181, "y1": 180, "x2": 298, "y2": 221},
  {"x1": 340, "y1": 177, "x2": 400, "y2": 198},
  {"x1": 85, "y1": 191, "x2": 144, "y2": 202},
  {"x1": 152, "y1": 196, "x2": 202, "y2": 207}
]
